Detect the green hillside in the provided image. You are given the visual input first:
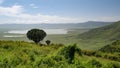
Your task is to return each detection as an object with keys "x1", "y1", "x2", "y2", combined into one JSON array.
[
  {"x1": 79, "y1": 21, "x2": 120, "y2": 40},
  {"x1": 81, "y1": 40, "x2": 120, "y2": 62},
  {"x1": 0, "y1": 41, "x2": 120, "y2": 68},
  {"x1": 75, "y1": 21, "x2": 120, "y2": 50},
  {"x1": 99, "y1": 40, "x2": 120, "y2": 53},
  {"x1": 0, "y1": 21, "x2": 120, "y2": 67}
]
